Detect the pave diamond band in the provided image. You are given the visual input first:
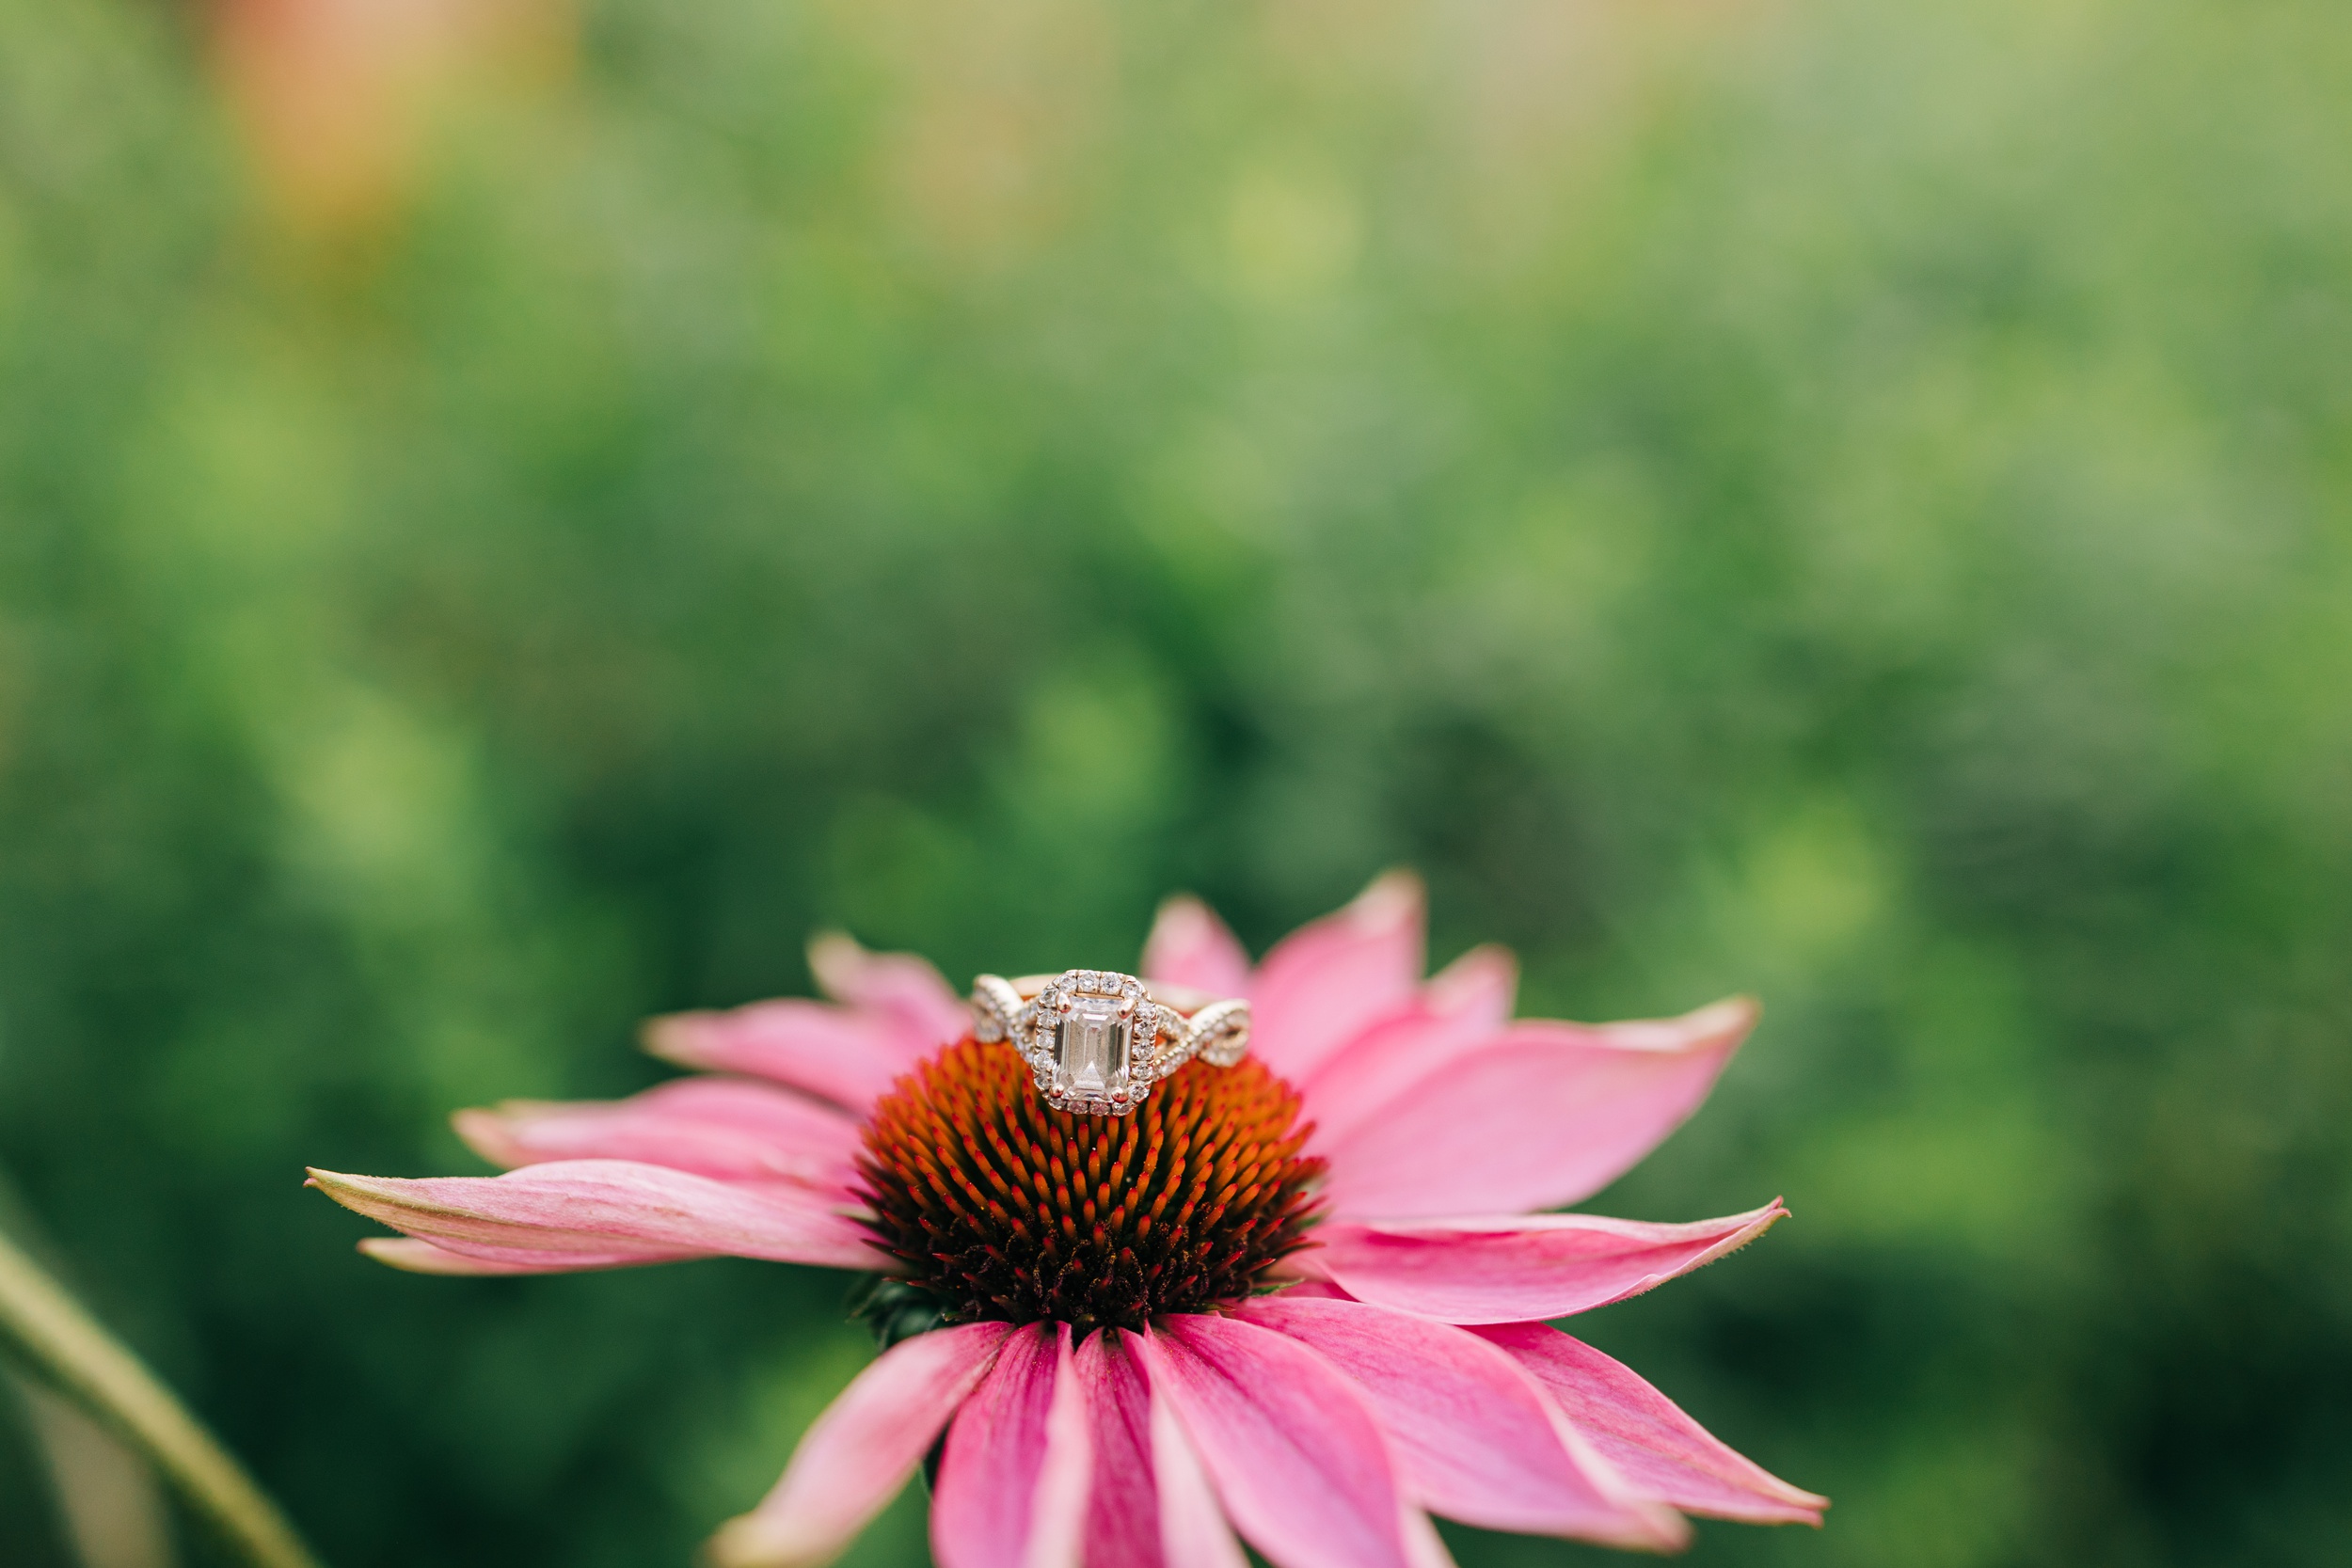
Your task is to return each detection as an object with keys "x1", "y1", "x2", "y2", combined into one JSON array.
[{"x1": 970, "y1": 969, "x2": 1252, "y2": 1117}]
